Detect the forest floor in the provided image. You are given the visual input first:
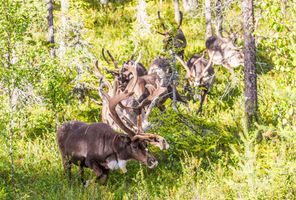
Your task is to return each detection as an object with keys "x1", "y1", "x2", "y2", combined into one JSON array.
[{"x1": 1, "y1": 0, "x2": 296, "y2": 199}]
